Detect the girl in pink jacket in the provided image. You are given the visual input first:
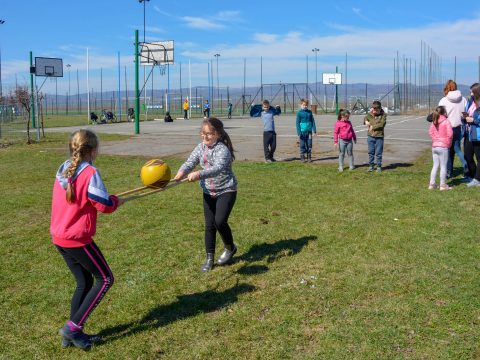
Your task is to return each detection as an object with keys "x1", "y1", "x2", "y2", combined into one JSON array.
[
  {"x1": 428, "y1": 106, "x2": 453, "y2": 190},
  {"x1": 334, "y1": 109, "x2": 357, "y2": 171},
  {"x1": 50, "y1": 129, "x2": 123, "y2": 350}
]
